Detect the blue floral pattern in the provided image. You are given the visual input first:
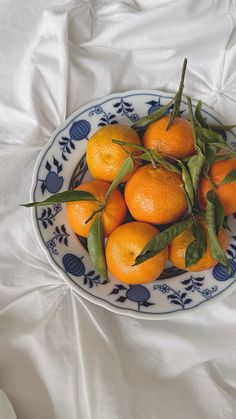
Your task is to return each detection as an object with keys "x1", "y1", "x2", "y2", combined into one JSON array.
[
  {"x1": 59, "y1": 120, "x2": 91, "y2": 160},
  {"x1": 46, "y1": 225, "x2": 69, "y2": 255},
  {"x1": 32, "y1": 91, "x2": 236, "y2": 317},
  {"x1": 110, "y1": 284, "x2": 154, "y2": 311},
  {"x1": 62, "y1": 253, "x2": 106, "y2": 288},
  {"x1": 113, "y1": 98, "x2": 140, "y2": 122},
  {"x1": 38, "y1": 157, "x2": 63, "y2": 194},
  {"x1": 89, "y1": 105, "x2": 118, "y2": 126},
  {"x1": 37, "y1": 204, "x2": 62, "y2": 229}
]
